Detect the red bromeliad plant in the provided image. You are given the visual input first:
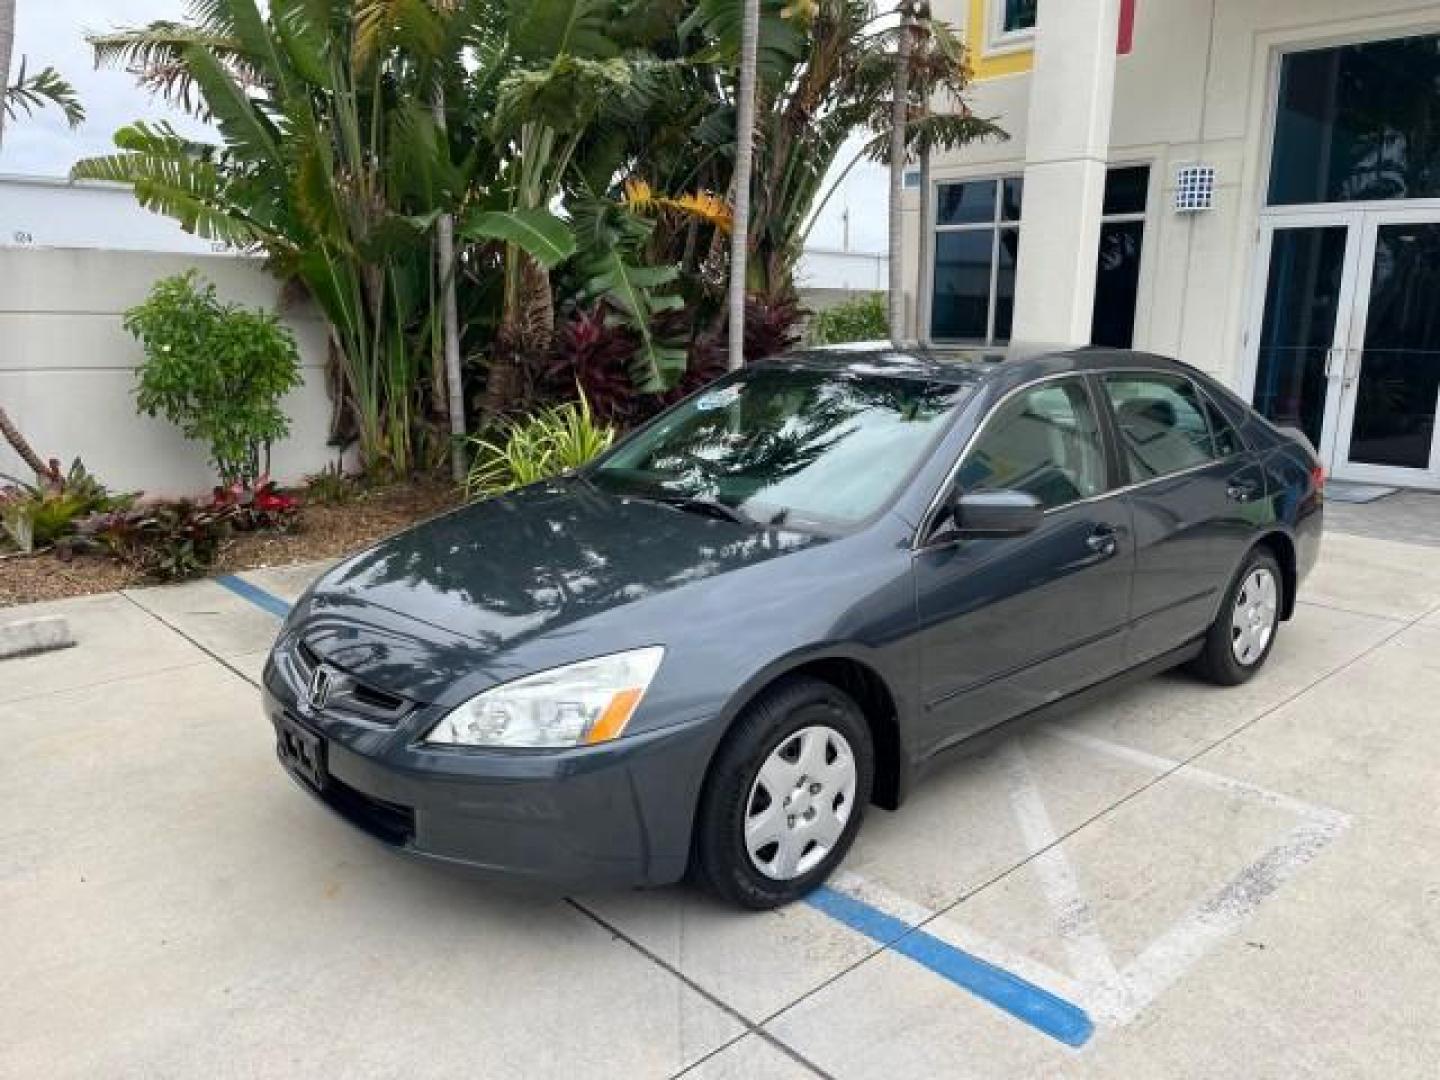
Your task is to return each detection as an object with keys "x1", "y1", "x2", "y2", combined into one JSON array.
[{"x1": 211, "y1": 475, "x2": 300, "y2": 532}]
